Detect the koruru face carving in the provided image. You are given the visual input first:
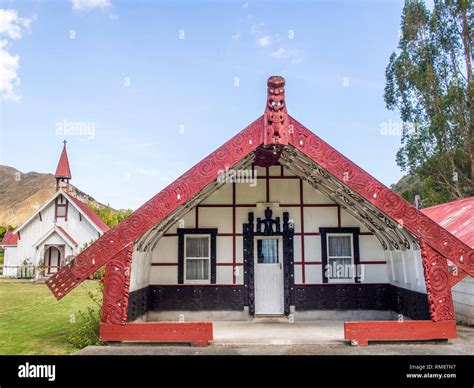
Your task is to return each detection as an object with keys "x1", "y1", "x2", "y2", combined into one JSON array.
[{"x1": 264, "y1": 76, "x2": 289, "y2": 145}]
